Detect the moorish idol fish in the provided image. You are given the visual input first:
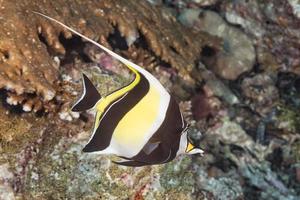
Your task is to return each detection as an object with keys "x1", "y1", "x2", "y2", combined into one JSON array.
[{"x1": 34, "y1": 11, "x2": 203, "y2": 167}]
